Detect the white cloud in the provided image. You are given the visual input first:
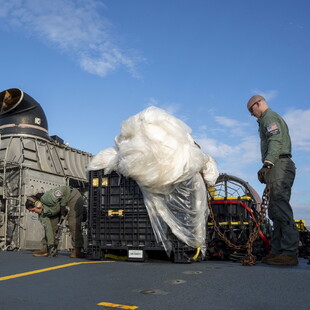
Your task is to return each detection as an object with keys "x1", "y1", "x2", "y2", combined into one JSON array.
[
  {"x1": 214, "y1": 115, "x2": 250, "y2": 137},
  {"x1": 214, "y1": 116, "x2": 240, "y2": 128},
  {"x1": 283, "y1": 109, "x2": 310, "y2": 151},
  {"x1": 196, "y1": 115, "x2": 257, "y2": 158},
  {"x1": 197, "y1": 136, "x2": 236, "y2": 158},
  {"x1": 145, "y1": 98, "x2": 186, "y2": 122},
  {"x1": 0, "y1": 0, "x2": 142, "y2": 77},
  {"x1": 195, "y1": 114, "x2": 261, "y2": 178},
  {"x1": 146, "y1": 97, "x2": 160, "y2": 107},
  {"x1": 197, "y1": 135, "x2": 259, "y2": 164},
  {"x1": 252, "y1": 89, "x2": 278, "y2": 101}
]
